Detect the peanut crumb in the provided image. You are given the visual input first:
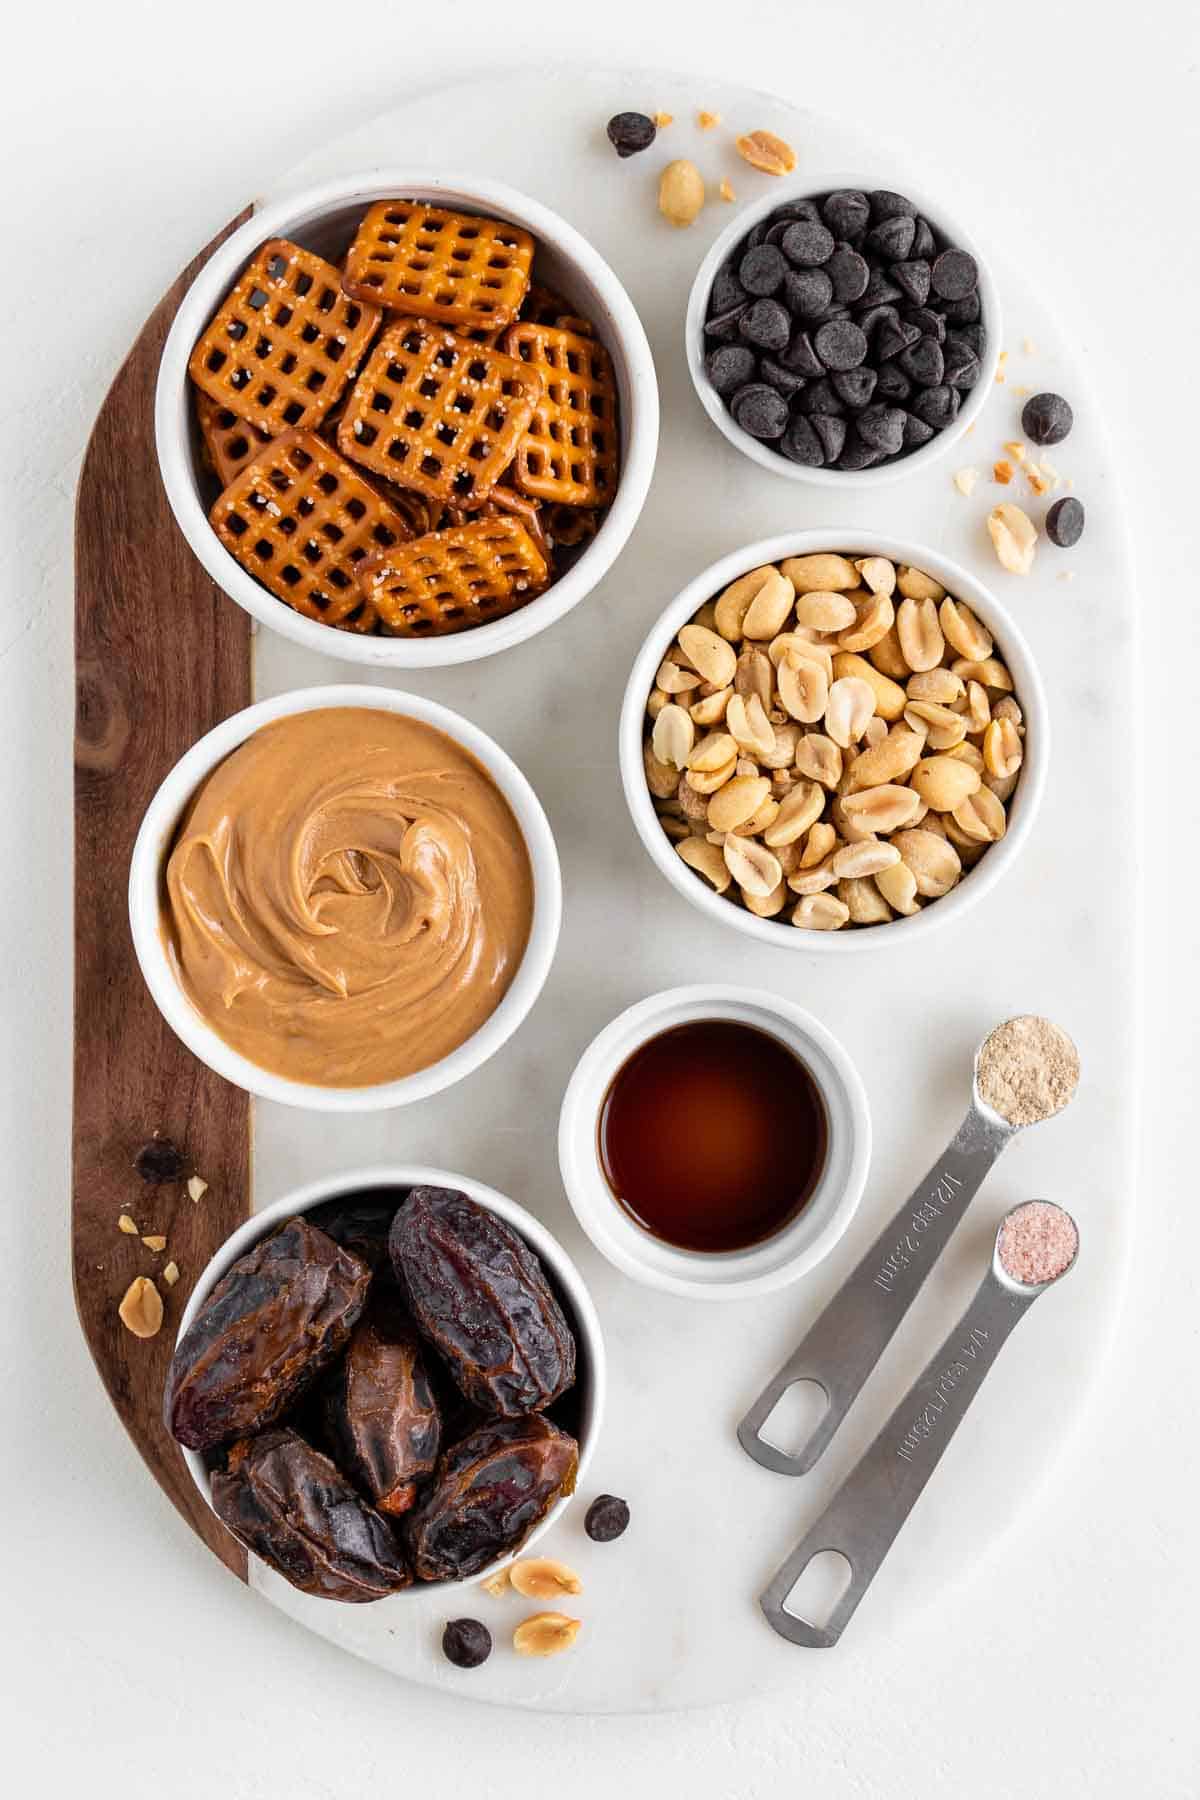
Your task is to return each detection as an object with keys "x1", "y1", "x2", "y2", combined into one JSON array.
[
  {"x1": 117, "y1": 1214, "x2": 139, "y2": 1235},
  {"x1": 187, "y1": 1175, "x2": 208, "y2": 1203},
  {"x1": 953, "y1": 466, "x2": 980, "y2": 497},
  {"x1": 480, "y1": 1567, "x2": 511, "y2": 1596},
  {"x1": 142, "y1": 1234, "x2": 167, "y2": 1252},
  {"x1": 654, "y1": 111, "x2": 673, "y2": 128},
  {"x1": 1022, "y1": 336, "x2": 1036, "y2": 355},
  {"x1": 995, "y1": 349, "x2": 1009, "y2": 385},
  {"x1": 1012, "y1": 384, "x2": 1030, "y2": 397},
  {"x1": 1057, "y1": 570, "x2": 1077, "y2": 583},
  {"x1": 163, "y1": 1261, "x2": 181, "y2": 1287},
  {"x1": 697, "y1": 110, "x2": 721, "y2": 129},
  {"x1": 719, "y1": 178, "x2": 735, "y2": 203},
  {"x1": 993, "y1": 460, "x2": 1014, "y2": 484}
]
